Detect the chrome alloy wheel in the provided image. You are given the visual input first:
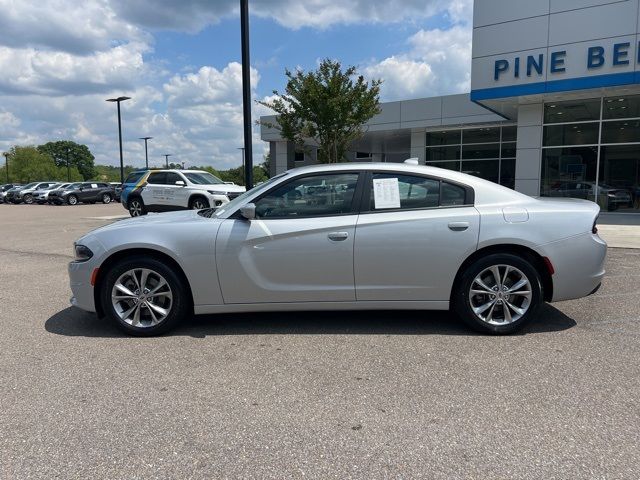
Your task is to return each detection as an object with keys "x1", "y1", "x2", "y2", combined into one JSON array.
[
  {"x1": 111, "y1": 268, "x2": 173, "y2": 327},
  {"x1": 469, "y1": 264, "x2": 532, "y2": 326},
  {"x1": 129, "y1": 199, "x2": 143, "y2": 216},
  {"x1": 191, "y1": 198, "x2": 207, "y2": 210}
]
